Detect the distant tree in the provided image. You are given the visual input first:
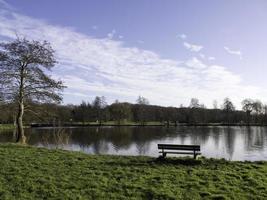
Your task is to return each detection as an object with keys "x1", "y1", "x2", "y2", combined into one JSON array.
[
  {"x1": 73, "y1": 101, "x2": 91, "y2": 124},
  {"x1": 136, "y1": 96, "x2": 149, "y2": 125},
  {"x1": 0, "y1": 38, "x2": 65, "y2": 143},
  {"x1": 188, "y1": 98, "x2": 206, "y2": 123},
  {"x1": 109, "y1": 101, "x2": 132, "y2": 125},
  {"x1": 189, "y1": 98, "x2": 200, "y2": 108},
  {"x1": 252, "y1": 100, "x2": 263, "y2": 114},
  {"x1": 222, "y1": 98, "x2": 235, "y2": 112},
  {"x1": 252, "y1": 100, "x2": 263, "y2": 123},
  {"x1": 222, "y1": 98, "x2": 235, "y2": 124},
  {"x1": 213, "y1": 100, "x2": 218, "y2": 109},
  {"x1": 92, "y1": 96, "x2": 107, "y2": 125},
  {"x1": 136, "y1": 96, "x2": 149, "y2": 105},
  {"x1": 263, "y1": 104, "x2": 267, "y2": 124},
  {"x1": 164, "y1": 107, "x2": 179, "y2": 126},
  {"x1": 242, "y1": 99, "x2": 254, "y2": 125}
]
